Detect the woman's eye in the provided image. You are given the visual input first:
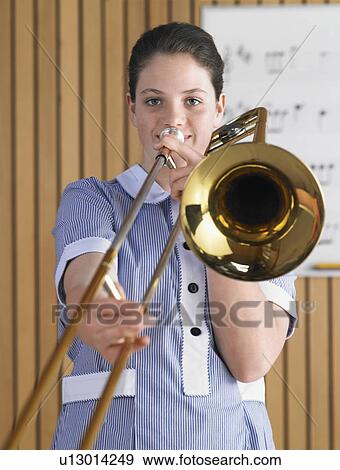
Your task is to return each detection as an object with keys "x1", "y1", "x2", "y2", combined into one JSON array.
[
  {"x1": 144, "y1": 97, "x2": 201, "y2": 107},
  {"x1": 186, "y1": 97, "x2": 202, "y2": 106},
  {"x1": 145, "y1": 98, "x2": 161, "y2": 106}
]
